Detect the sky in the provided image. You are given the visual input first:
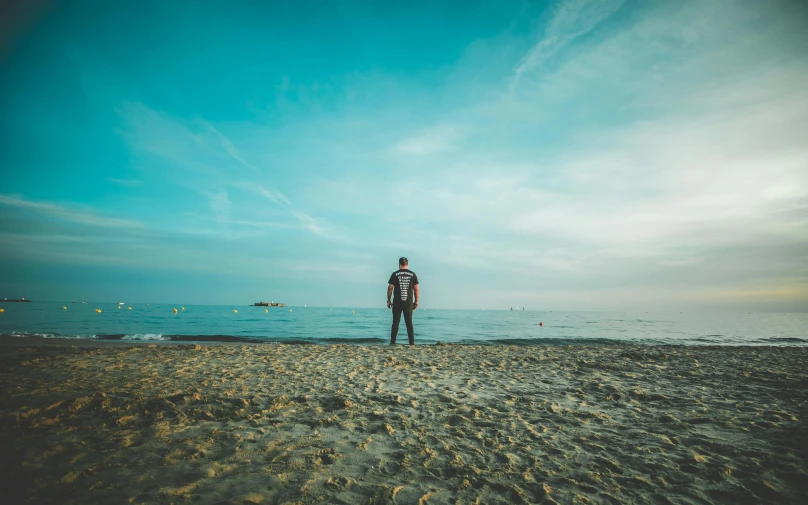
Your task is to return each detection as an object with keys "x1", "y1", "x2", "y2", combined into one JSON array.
[{"x1": 1, "y1": 0, "x2": 807, "y2": 310}]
